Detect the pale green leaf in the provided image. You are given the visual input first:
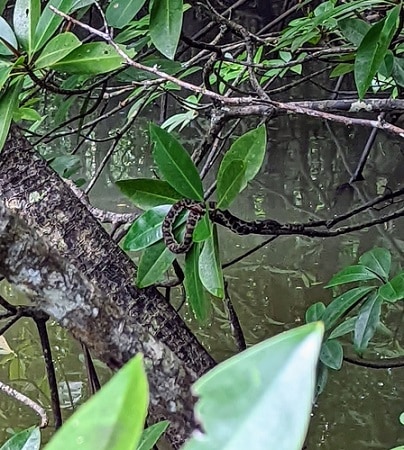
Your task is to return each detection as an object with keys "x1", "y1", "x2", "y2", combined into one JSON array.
[
  {"x1": 0, "y1": 17, "x2": 18, "y2": 55},
  {"x1": 0, "y1": 78, "x2": 23, "y2": 152},
  {"x1": 106, "y1": 0, "x2": 147, "y2": 29},
  {"x1": 35, "y1": 32, "x2": 82, "y2": 69},
  {"x1": 13, "y1": 0, "x2": 40, "y2": 56}
]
